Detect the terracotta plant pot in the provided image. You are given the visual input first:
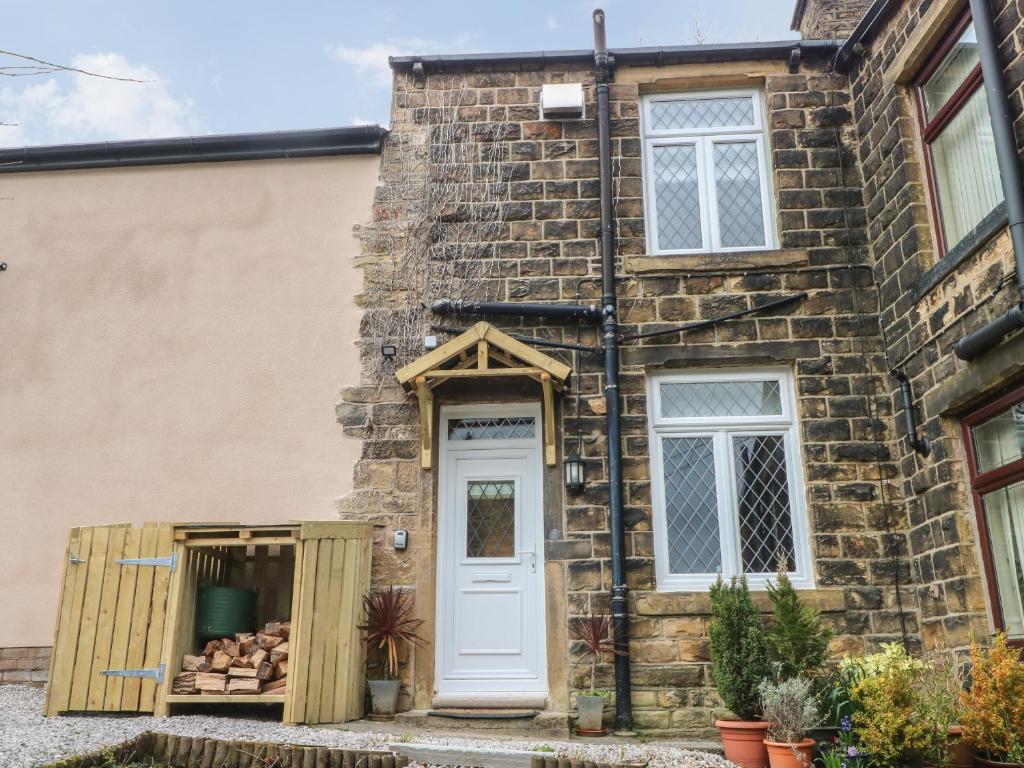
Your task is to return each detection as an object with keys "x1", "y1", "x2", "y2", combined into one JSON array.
[
  {"x1": 946, "y1": 727, "x2": 974, "y2": 768},
  {"x1": 575, "y1": 694, "x2": 607, "y2": 736},
  {"x1": 972, "y1": 753, "x2": 1024, "y2": 768},
  {"x1": 367, "y1": 679, "x2": 400, "y2": 721},
  {"x1": 715, "y1": 720, "x2": 770, "y2": 768},
  {"x1": 764, "y1": 738, "x2": 816, "y2": 768}
]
